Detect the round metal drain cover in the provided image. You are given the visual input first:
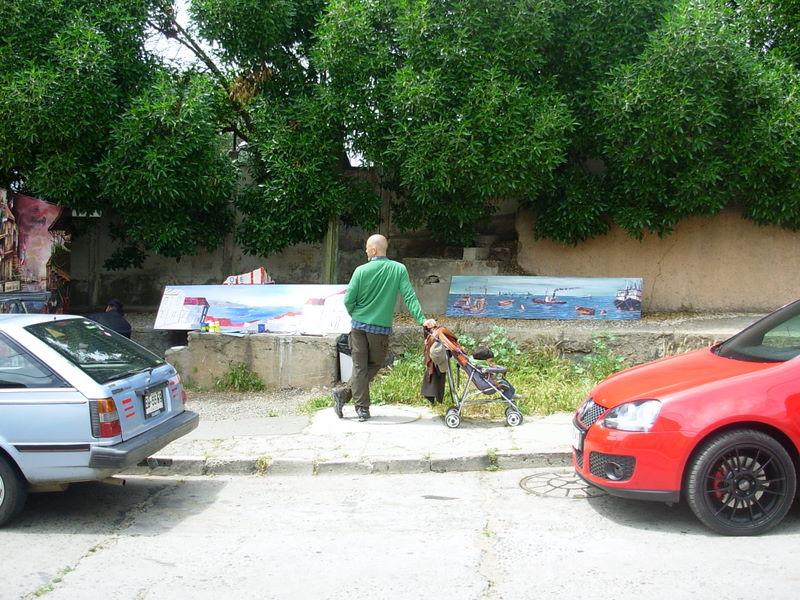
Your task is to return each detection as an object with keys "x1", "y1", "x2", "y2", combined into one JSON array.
[{"x1": 519, "y1": 469, "x2": 607, "y2": 499}]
